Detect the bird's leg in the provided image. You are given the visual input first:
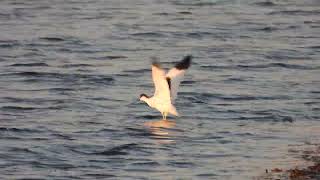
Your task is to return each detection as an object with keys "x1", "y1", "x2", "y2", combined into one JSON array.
[
  {"x1": 161, "y1": 112, "x2": 165, "y2": 120},
  {"x1": 164, "y1": 112, "x2": 167, "y2": 121}
]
